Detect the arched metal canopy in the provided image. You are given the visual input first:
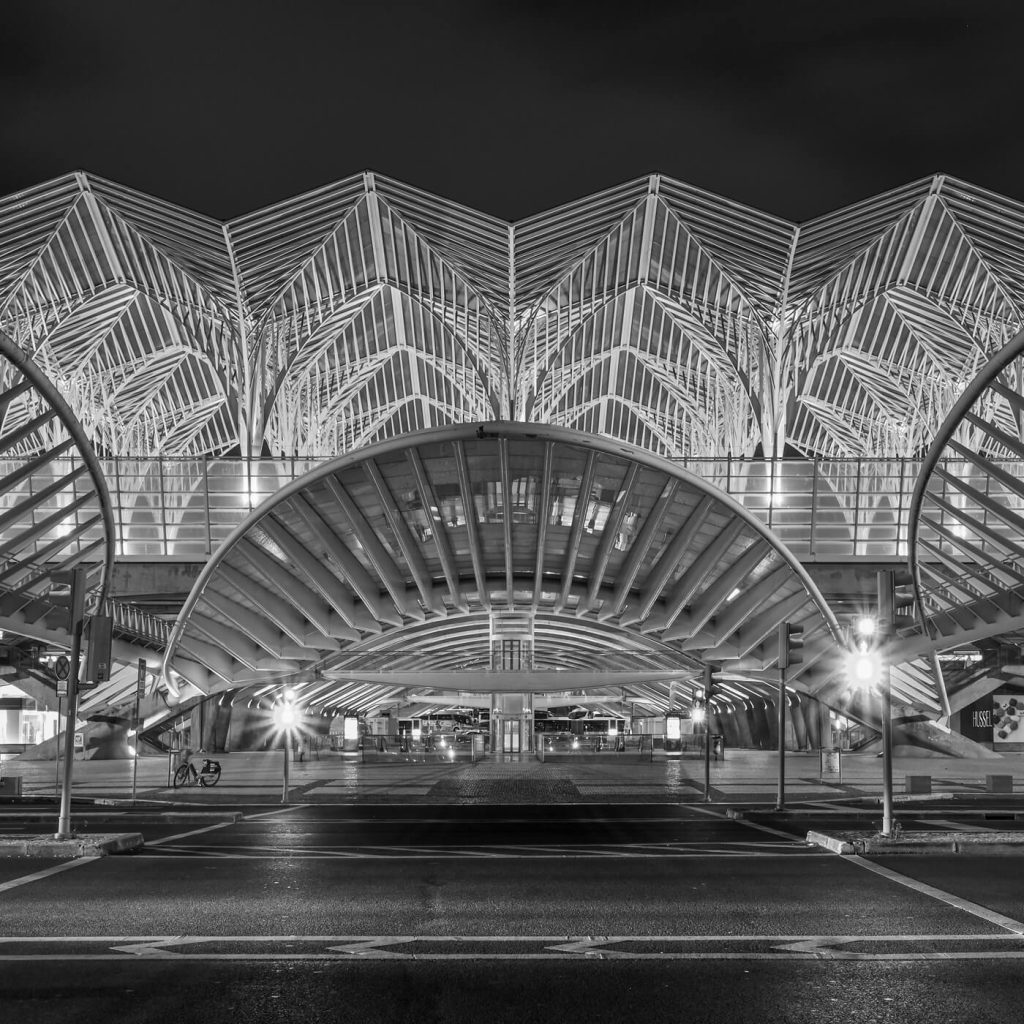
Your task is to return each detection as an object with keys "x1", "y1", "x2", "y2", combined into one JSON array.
[
  {"x1": 0, "y1": 329, "x2": 115, "y2": 640},
  {"x1": 165, "y1": 423, "x2": 842, "y2": 712},
  {"x1": 904, "y1": 327, "x2": 1024, "y2": 710}
]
